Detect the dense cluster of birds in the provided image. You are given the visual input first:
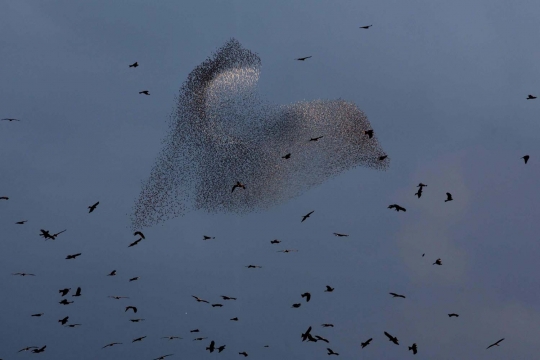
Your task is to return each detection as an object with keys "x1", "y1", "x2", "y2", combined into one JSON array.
[{"x1": 4, "y1": 25, "x2": 530, "y2": 359}]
